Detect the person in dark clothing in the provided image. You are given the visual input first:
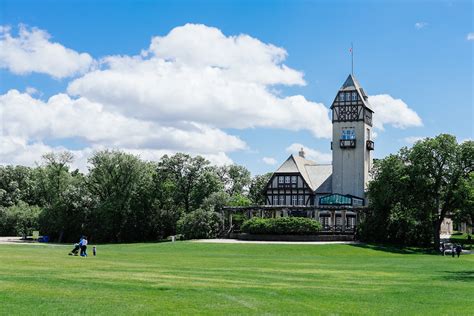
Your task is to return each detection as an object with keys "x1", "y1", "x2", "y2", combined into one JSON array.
[
  {"x1": 455, "y1": 245, "x2": 462, "y2": 258},
  {"x1": 68, "y1": 243, "x2": 80, "y2": 256},
  {"x1": 452, "y1": 244, "x2": 456, "y2": 257},
  {"x1": 440, "y1": 242, "x2": 445, "y2": 256}
]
